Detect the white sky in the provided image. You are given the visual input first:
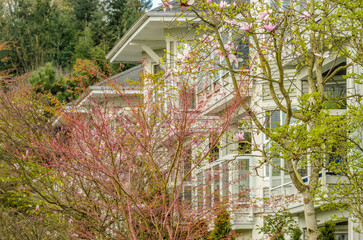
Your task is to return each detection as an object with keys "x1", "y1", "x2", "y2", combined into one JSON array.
[{"x1": 151, "y1": 0, "x2": 162, "y2": 9}]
